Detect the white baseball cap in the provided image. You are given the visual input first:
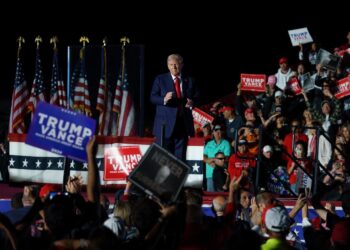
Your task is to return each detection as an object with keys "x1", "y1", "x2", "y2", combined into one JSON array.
[
  {"x1": 275, "y1": 90, "x2": 283, "y2": 98},
  {"x1": 264, "y1": 206, "x2": 291, "y2": 232},
  {"x1": 263, "y1": 145, "x2": 273, "y2": 153}
]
